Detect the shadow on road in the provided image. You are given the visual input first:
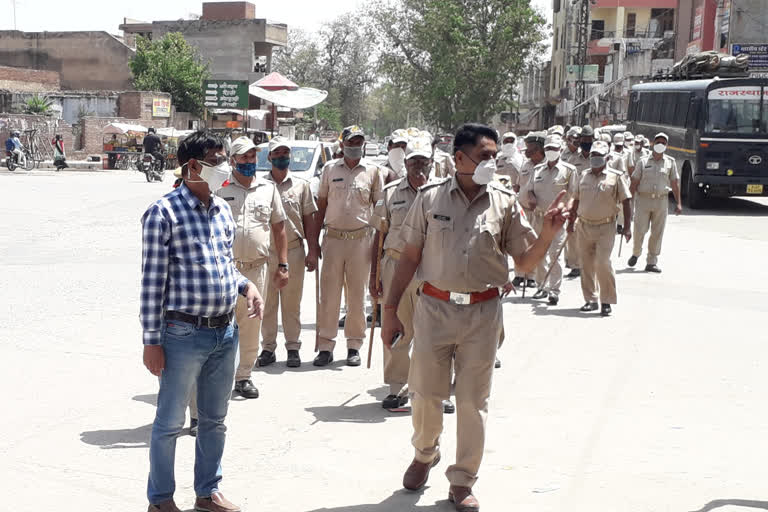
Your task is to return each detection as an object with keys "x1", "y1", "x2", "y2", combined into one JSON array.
[
  {"x1": 258, "y1": 359, "x2": 345, "y2": 375},
  {"x1": 133, "y1": 393, "x2": 158, "y2": 406},
  {"x1": 690, "y1": 498, "x2": 768, "y2": 512},
  {"x1": 80, "y1": 423, "x2": 153, "y2": 449},
  {"x1": 303, "y1": 489, "x2": 451, "y2": 512},
  {"x1": 305, "y1": 388, "x2": 412, "y2": 424},
  {"x1": 530, "y1": 304, "x2": 605, "y2": 319},
  {"x1": 682, "y1": 197, "x2": 768, "y2": 217}
]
